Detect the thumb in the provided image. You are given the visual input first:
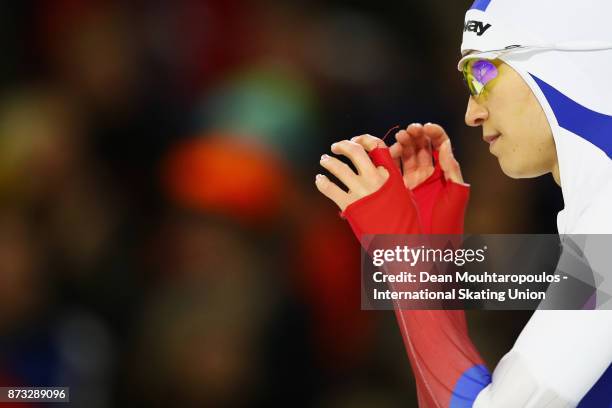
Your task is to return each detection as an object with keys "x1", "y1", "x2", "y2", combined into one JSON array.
[
  {"x1": 376, "y1": 165, "x2": 390, "y2": 180},
  {"x1": 438, "y1": 140, "x2": 466, "y2": 185}
]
